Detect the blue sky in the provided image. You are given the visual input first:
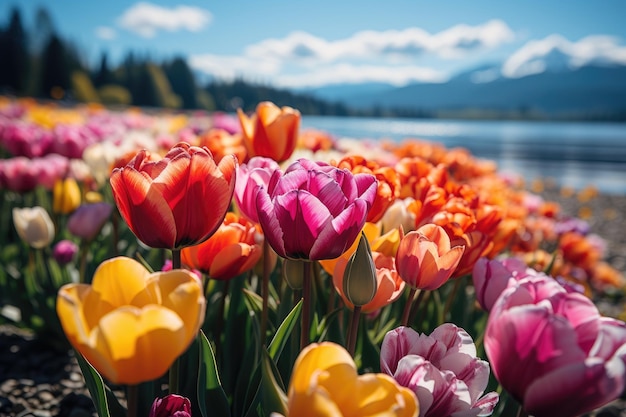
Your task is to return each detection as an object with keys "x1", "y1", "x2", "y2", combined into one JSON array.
[{"x1": 3, "y1": 0, "x2": 626, "y2": 88}]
